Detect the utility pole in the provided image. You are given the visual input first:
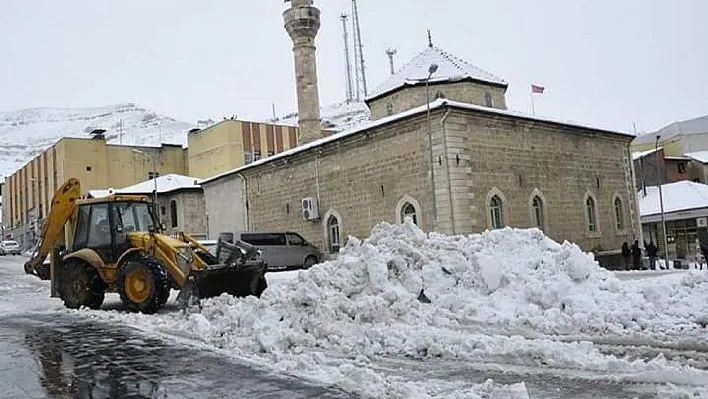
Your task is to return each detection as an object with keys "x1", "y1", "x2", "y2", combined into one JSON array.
[
  {"x1": 655, "y1": 135, "x2": 669, "y2": 268},
  {"x1": 425, "y1": 64, "x2": 439, "y2": 231}
]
